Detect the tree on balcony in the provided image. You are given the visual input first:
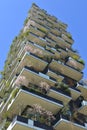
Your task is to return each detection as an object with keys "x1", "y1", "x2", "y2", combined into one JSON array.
[
  {"x1": 22, "y1": 104, "x2": 55, "y2": 126},
  {"x1": 39, "y1": 81, "x2": 50, "y2": 94},
  {"x1": 24, "y1": 44, "x2": 43, "y2": 55},
  {"x1": 14, "y1": 76, "x2": 29, "y2": 87}
]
